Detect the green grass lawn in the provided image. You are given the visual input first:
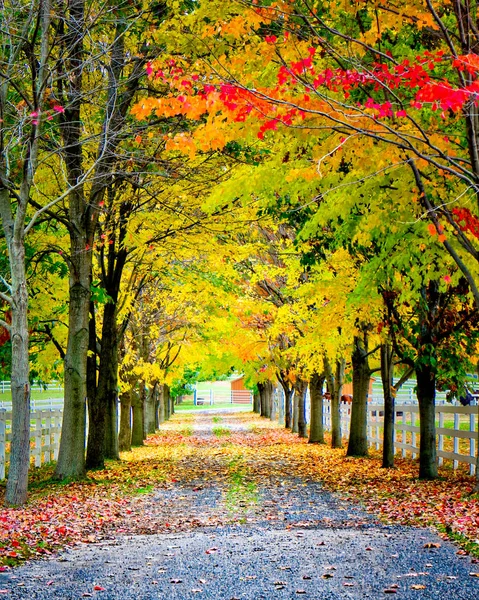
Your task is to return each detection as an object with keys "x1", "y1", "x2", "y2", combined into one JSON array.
[
  {"x1": 0, "y1": 389, "x2": 63, "y2": 403},
  {"x1": 175, "y1": 399, "x2": 252, "y2": 411}
]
